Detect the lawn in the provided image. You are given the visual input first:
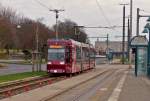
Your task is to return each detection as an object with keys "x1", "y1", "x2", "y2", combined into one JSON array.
[
  {"x1": 0, "y1": 71, "x2": 47, "y2": 83},
  {"x1": 0, "y1": 59, "x2": 46, "y2": 65}
]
